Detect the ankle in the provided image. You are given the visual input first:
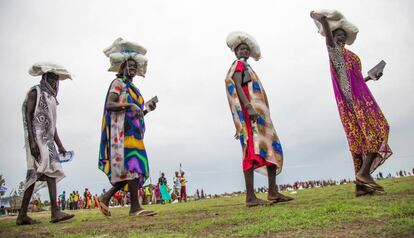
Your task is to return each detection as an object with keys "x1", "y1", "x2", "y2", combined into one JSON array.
[
  {"x1": 356, "y1": 172, "x2": 368, "y2": 178},
  {"x1": 130, "y1": 207, "x2": 140, "y2": 213},
  {"x1": 18, "y1": 212, "x2": 27, "y2": 218},
  {"x1": 100, "y1": 196, "x2": 109, "y2": 205},
  {"x1": 51, "y1": 208, "x2": 60, "y2": 215},
  {"x1": 268, "y1": 189, "x2": 279, "y2": 196},
  {"x1": 245, "y1": 195, "x2": 257, "y2": 202}
]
